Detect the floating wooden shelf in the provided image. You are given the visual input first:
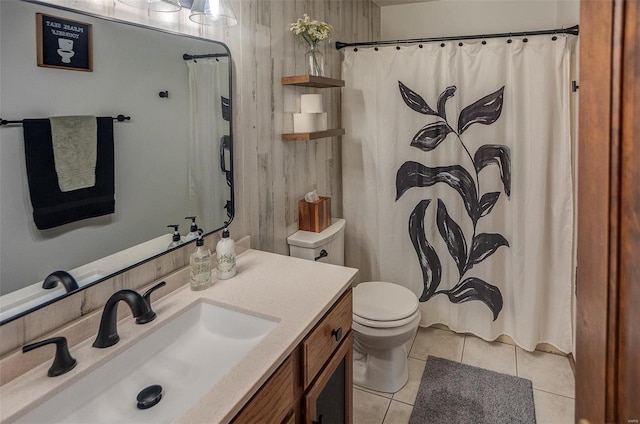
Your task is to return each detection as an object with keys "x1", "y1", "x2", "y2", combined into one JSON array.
[
  {"x1": 282, "y1": 128, "x2": 345, "y2": 141},
  {"x1": 281, "y1": 75, "x2": 345, "y2": 88}
]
